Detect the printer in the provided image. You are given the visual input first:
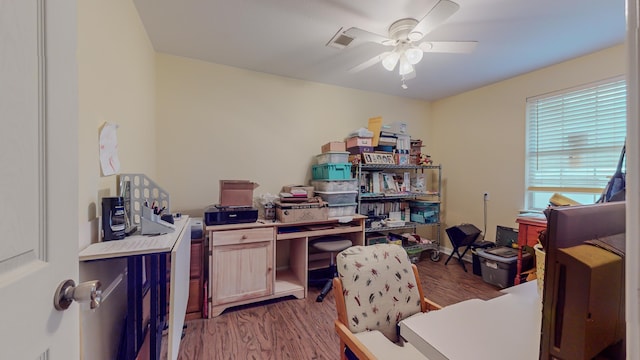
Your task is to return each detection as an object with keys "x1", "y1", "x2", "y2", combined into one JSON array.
[
  {"x1": 204, "y1": 205, "x2": 258, "y2": 225},
  {"x1": 204, "y1": 180, "x2": 259, "y2": 226}
]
